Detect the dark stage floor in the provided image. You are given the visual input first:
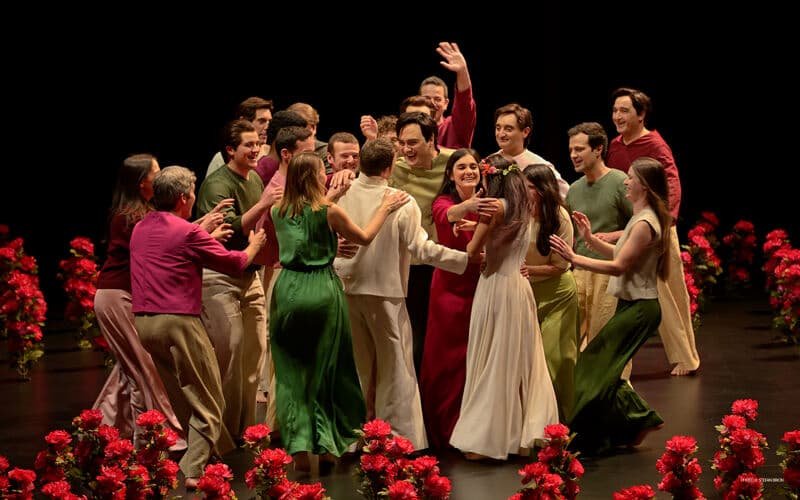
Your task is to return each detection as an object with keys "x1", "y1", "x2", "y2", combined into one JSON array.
[{"x1": 1, "y1": 290, "x2": 797, "y2": 499}]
